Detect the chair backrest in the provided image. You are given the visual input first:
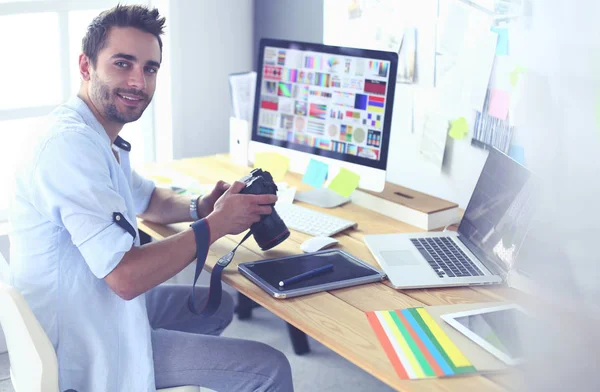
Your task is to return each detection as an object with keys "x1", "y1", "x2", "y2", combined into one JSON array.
[{"x1": 0, "y1": 280, "x2": 59, "y2": 392}]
